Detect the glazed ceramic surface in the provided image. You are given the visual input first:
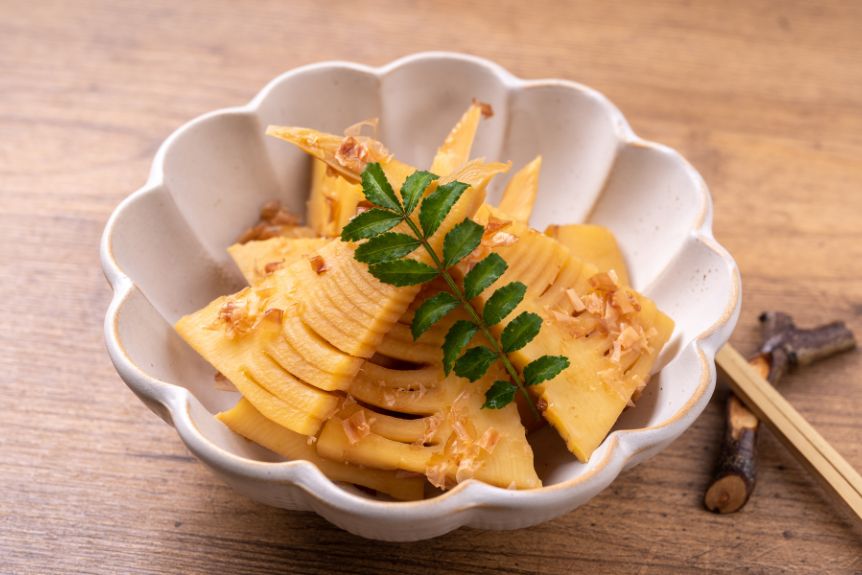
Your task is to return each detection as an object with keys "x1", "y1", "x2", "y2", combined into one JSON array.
[{"x1": 102, "y1": 52, "x2": 741, "y2": 541}]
